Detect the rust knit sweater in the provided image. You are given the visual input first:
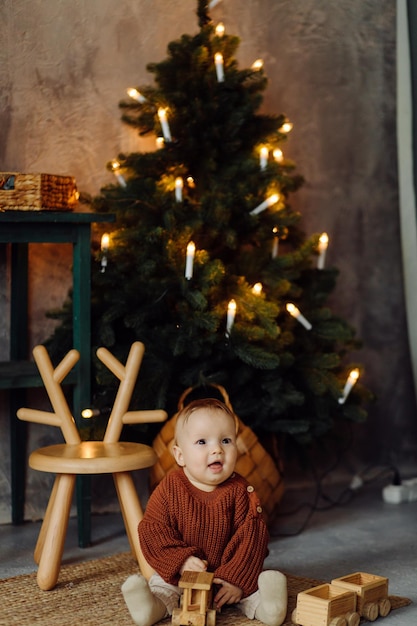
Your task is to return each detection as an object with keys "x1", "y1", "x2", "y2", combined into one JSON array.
[{"x1": 138, "y1": 468, "x2": 269, "y2": 598}]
